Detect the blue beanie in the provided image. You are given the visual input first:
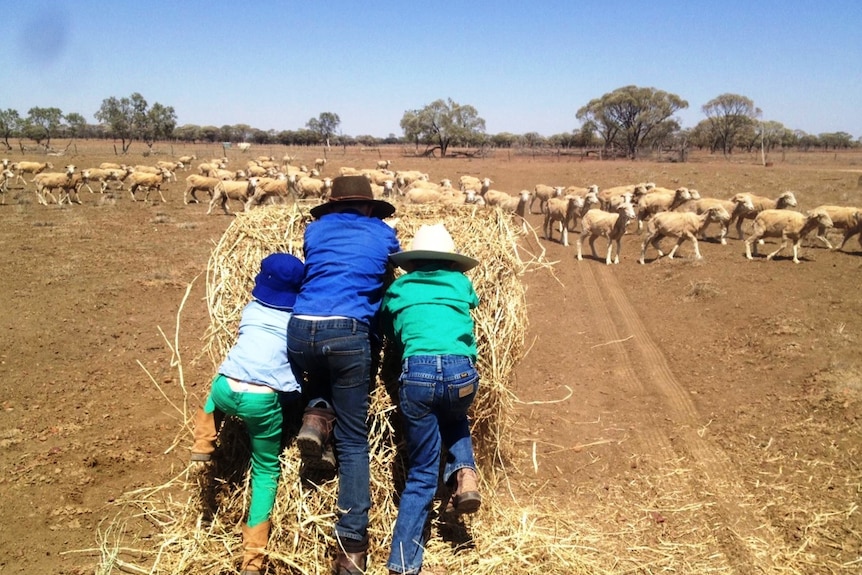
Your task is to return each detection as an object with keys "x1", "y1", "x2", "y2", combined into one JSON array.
[{"x1": 251, "y1": 253, "x2": 304, "y2": 310}]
